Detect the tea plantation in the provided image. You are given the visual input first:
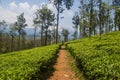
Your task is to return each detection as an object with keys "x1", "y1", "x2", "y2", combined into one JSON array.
[
  {"x1": 0, "y1": 44, "x2": 59, "y2": 80},
  {"x1": 67, "y1": 31, "x2": 120, "y2": 80}
]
